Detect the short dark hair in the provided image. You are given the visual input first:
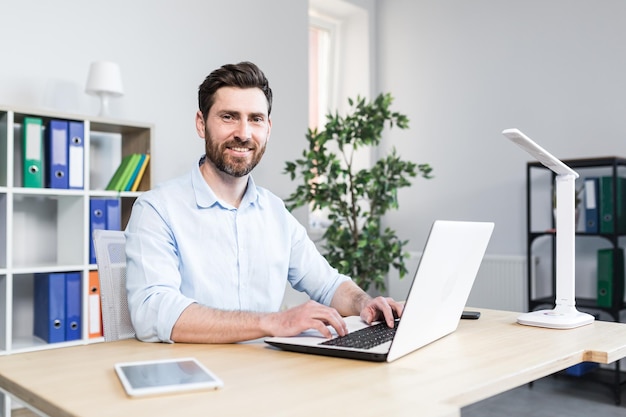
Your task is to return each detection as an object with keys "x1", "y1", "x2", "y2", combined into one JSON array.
[{"x1": 198, "y1": 61, "x2": 273, "y2": 120}]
